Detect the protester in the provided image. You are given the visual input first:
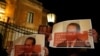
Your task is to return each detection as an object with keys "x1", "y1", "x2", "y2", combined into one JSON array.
[
  {"x1": 48, "y1": 29, "x2": 99, "y2": 56},
  {"x1": 0, "y1": 33, "x2": 8, "y2": 56}
]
